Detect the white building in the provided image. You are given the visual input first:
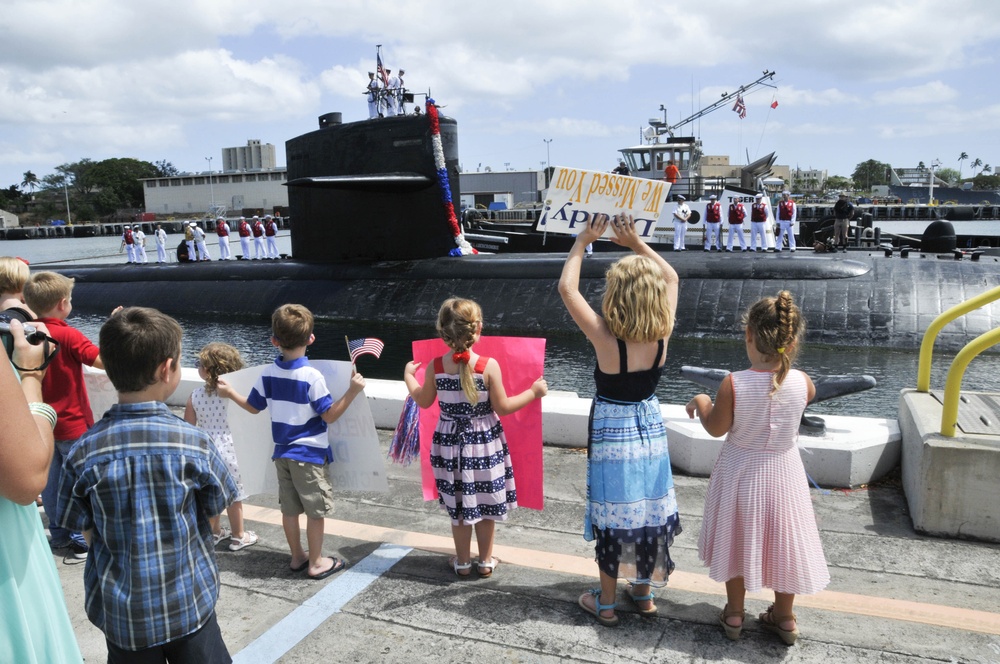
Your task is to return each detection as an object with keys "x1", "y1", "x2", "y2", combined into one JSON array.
[
  {"x1": 222, "y1": 139, "x2": 277, "y2": 172},
  {"x1": 0, "y1": 208, "x2": 19, "y2": 228},
  {"x1": 140, "y1": 168, "x2": 289, "y2": 216}
]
